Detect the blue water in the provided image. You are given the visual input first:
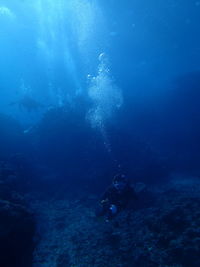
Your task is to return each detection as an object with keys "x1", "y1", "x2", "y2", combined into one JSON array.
[
  {"x1": 0, "y1": 0, "x2": 200, "y2": 180},
  {"x1": 1, "y1": 1, "x2": 200, "y2": 266},
  {"x1": 0, "y1": 0, "x2": 200, "y2": 184}
]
